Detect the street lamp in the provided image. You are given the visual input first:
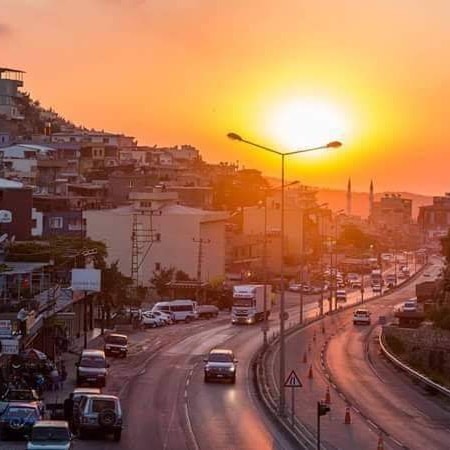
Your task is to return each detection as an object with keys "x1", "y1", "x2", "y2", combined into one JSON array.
[
  {"x1": 299, "y1": 203, "x2": 328, "y2": 324},
  {"x1": 227, "y1": 132, "x2": 341, "y2": 415},
  {"x1": 261, "y1": 180, "x2": 299, "y2": 348}
]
